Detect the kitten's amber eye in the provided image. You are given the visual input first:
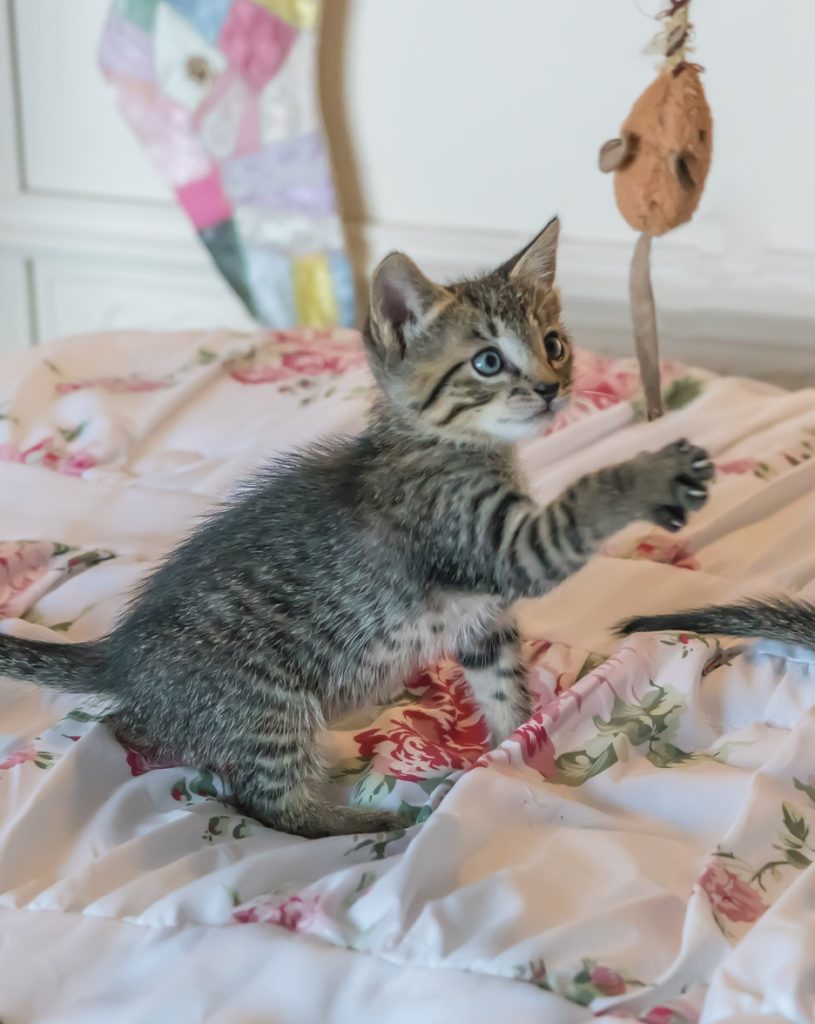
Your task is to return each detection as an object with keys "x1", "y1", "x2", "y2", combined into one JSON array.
[
  {"x1": 544, "y1": 332, "x2": 565, "y2": 361},
  {"x1": 472, "y1": 347, "x2": 505, "y2": 377}
]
